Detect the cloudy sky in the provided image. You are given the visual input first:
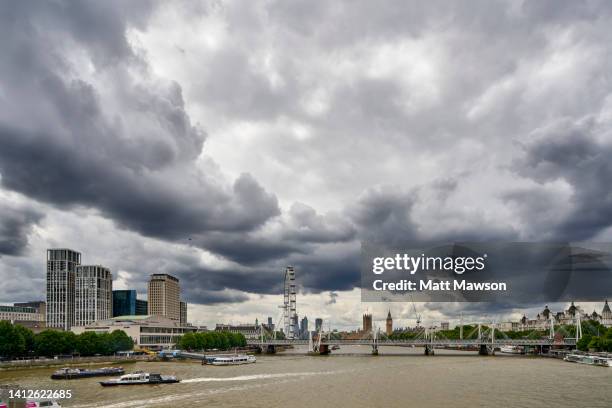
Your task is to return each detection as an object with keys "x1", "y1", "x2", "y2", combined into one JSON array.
[{"x1": 1, "y1": 1, "x2": 612, "y2": 330}]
